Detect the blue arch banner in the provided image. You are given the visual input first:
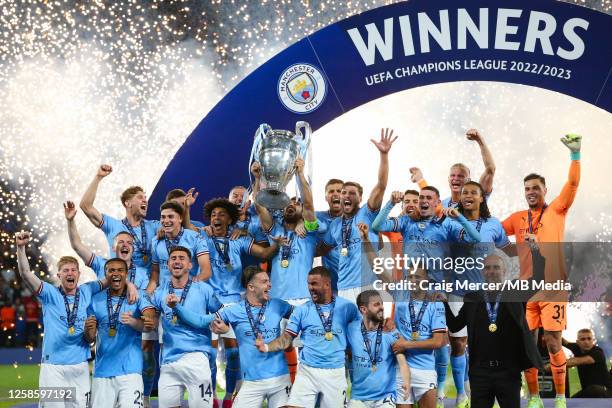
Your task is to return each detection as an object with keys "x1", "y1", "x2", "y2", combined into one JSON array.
[{"x1": 150, "y1": 0, "x2": 611, "y2": 220}]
